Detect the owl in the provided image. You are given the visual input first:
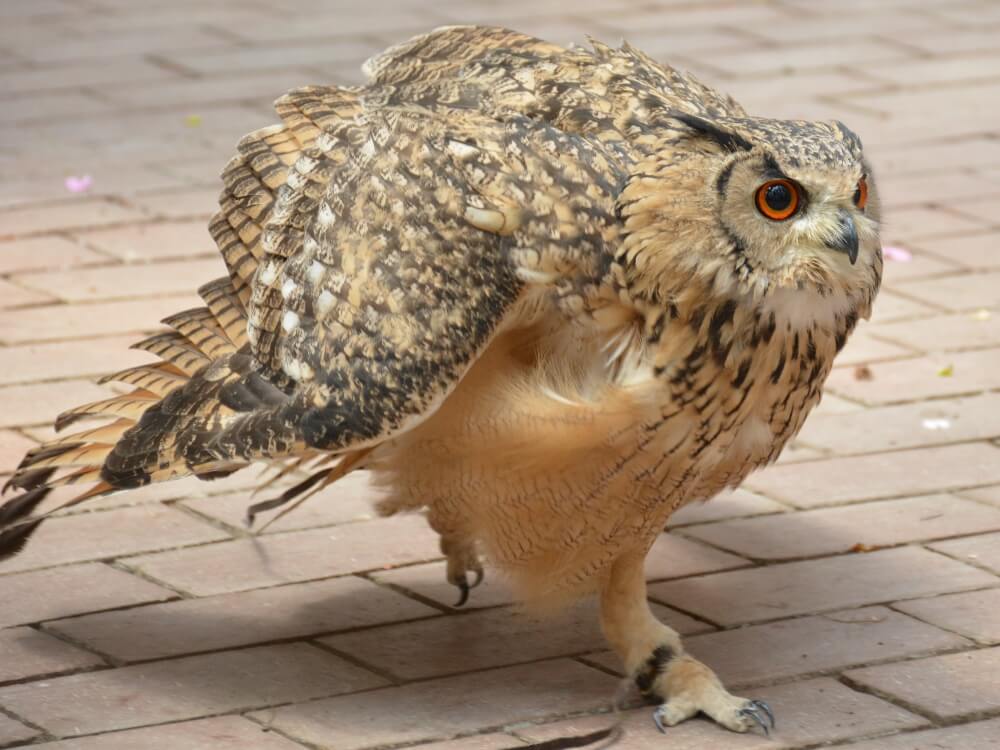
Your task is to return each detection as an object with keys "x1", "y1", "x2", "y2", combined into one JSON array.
[{"x1": 1, "y1": 26, "x2": 881, "y2": 736}]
